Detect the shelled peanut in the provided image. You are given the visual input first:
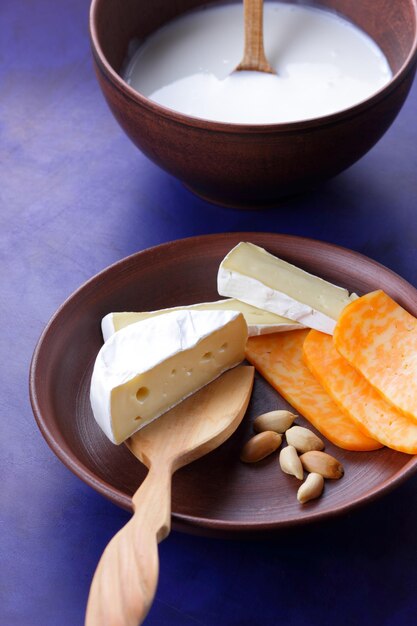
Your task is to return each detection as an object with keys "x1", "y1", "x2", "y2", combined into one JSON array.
[
  {"x1": 253, "y1": 410, "x2": 296, "y2": 434},
  {"x1": 240, "y1": 409, "x2": 344, "y2": 504},
  {"x1": 240, "y1": 431, "x2": 282, "y2": 463},
  {"x1": 279, "y1": 445, "x2": 304, "y2": 480},
  {"x1": 297, "y1": 473, "x2": 324, "y2": 503}
]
